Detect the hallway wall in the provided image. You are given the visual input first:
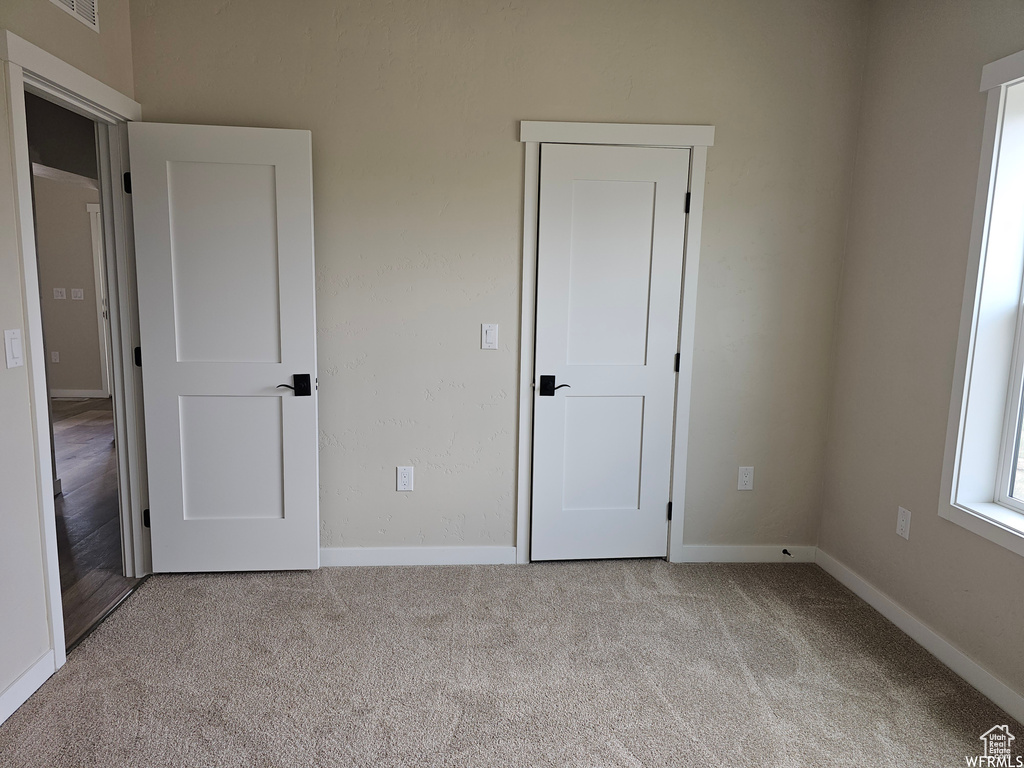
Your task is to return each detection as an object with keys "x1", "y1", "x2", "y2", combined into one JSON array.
[{"x1": 33, "y1": 174, "x2": 105, "y2": 395}]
